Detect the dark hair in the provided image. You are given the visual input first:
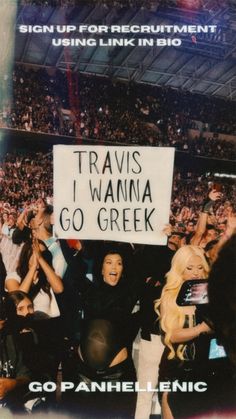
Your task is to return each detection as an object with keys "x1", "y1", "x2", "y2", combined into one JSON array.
[
  {"x1": 26, "y1": 210, "x2": 35, "y2": 225},
  {"x1": 205, "y1": 239, "x2": 219, "y2": 253},
  {"x1": 100, "y1": 248, "x2": 125, "y2": 273},
  {"x1": 206, "y1": 224, "x2": 216, "y2": 231},
  {"x1": 16, "y1": 241, "x2": 33, "y2": 279},
  {"x1": 102, "y1": 249, "x2": 124, "y2": 261},
  {"x1": 208, "y1": 234, "x2": 236, "y2": 366},
  {"x1": 16, "y1": 242, "x2": 52, "y2": 300},
  {"x1": 42, "y1": 212, "x2": 53, "y2": 234},
  {"x1": 94, "y1": 245, "x2": 126, "y2": 284},
  {"x1": 170, "y1": 231, "x2": 185, "y2": 238},
  {"x1": 5, "y1": 291, "x2": 33, "y2": 322}
]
